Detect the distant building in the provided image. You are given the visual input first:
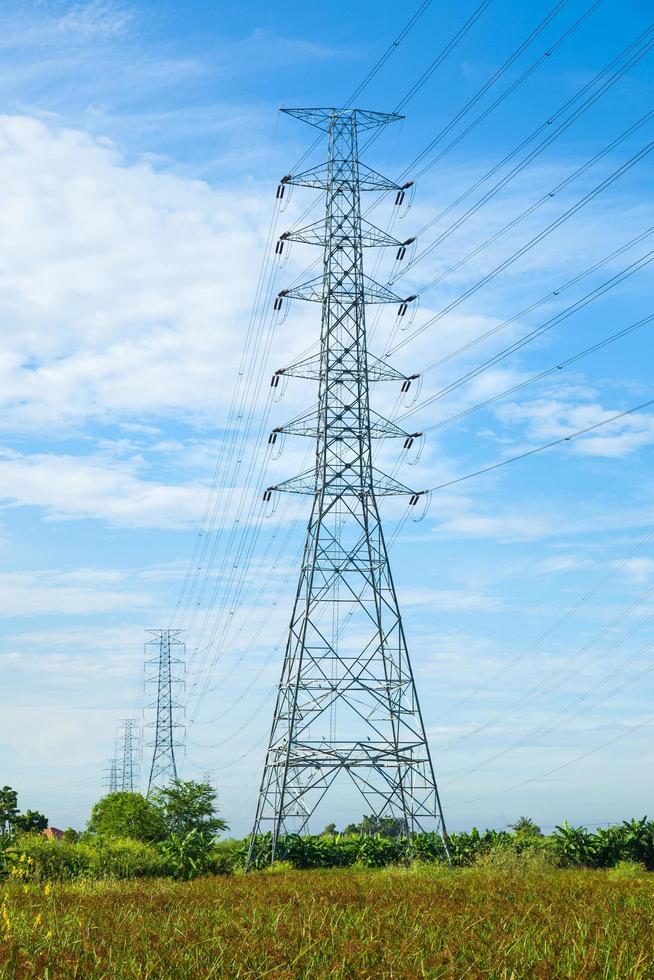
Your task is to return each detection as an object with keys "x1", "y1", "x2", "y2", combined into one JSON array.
[{"x1": 42, "y1": 827, "x2": 63, "y2": 840}]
